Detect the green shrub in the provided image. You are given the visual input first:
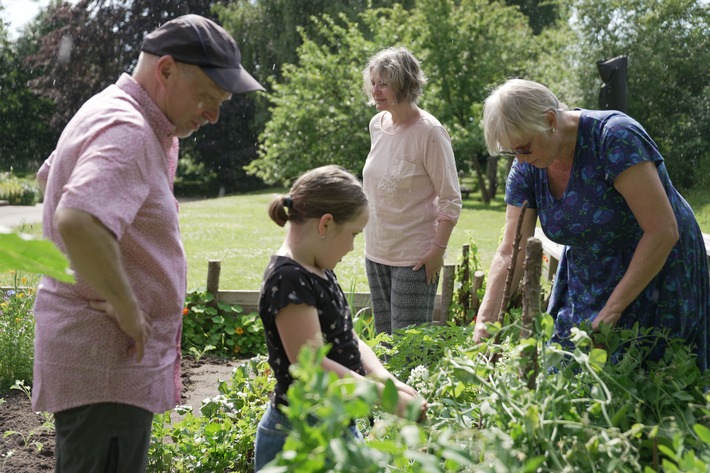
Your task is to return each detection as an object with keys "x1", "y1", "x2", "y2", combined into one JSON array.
[
  {"x1": 0, "y1": 173, "x2": 40, "y2": 206},
  {"x1": 181, "y1": 290, "x2": 266, "y2": 359},
  {"x1": 0, "y1": 283, "x2": 37, "y2": 390}
]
